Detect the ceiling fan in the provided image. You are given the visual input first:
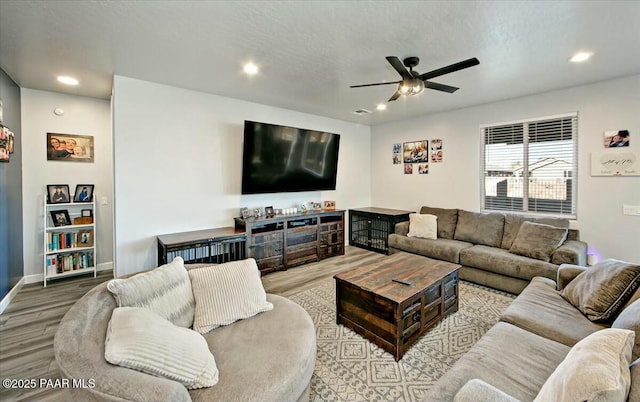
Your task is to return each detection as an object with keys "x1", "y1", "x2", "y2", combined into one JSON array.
[{"x1": 350, "y1": 56, "x2": 480, "y2": 102}]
